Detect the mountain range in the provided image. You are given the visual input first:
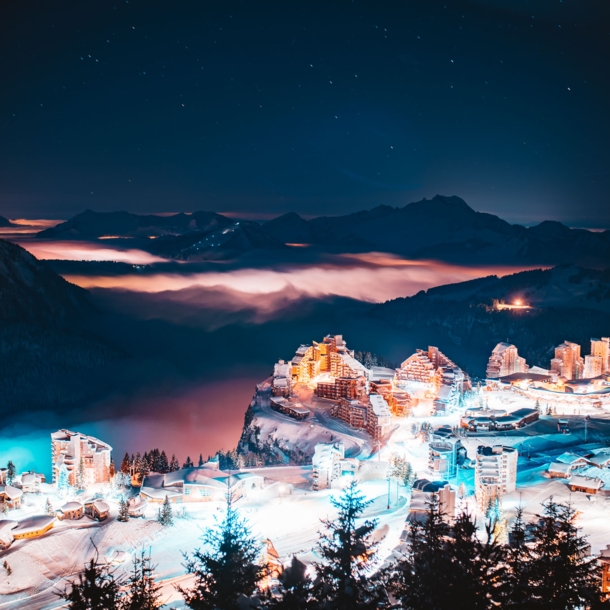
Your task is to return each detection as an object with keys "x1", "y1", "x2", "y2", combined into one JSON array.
[
  {"x1": 34, "y1": 196, "x2": 610, "y2": 266},
  {"x1": 0, "y1": 215, "x2": 16, "y2": 228}
]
